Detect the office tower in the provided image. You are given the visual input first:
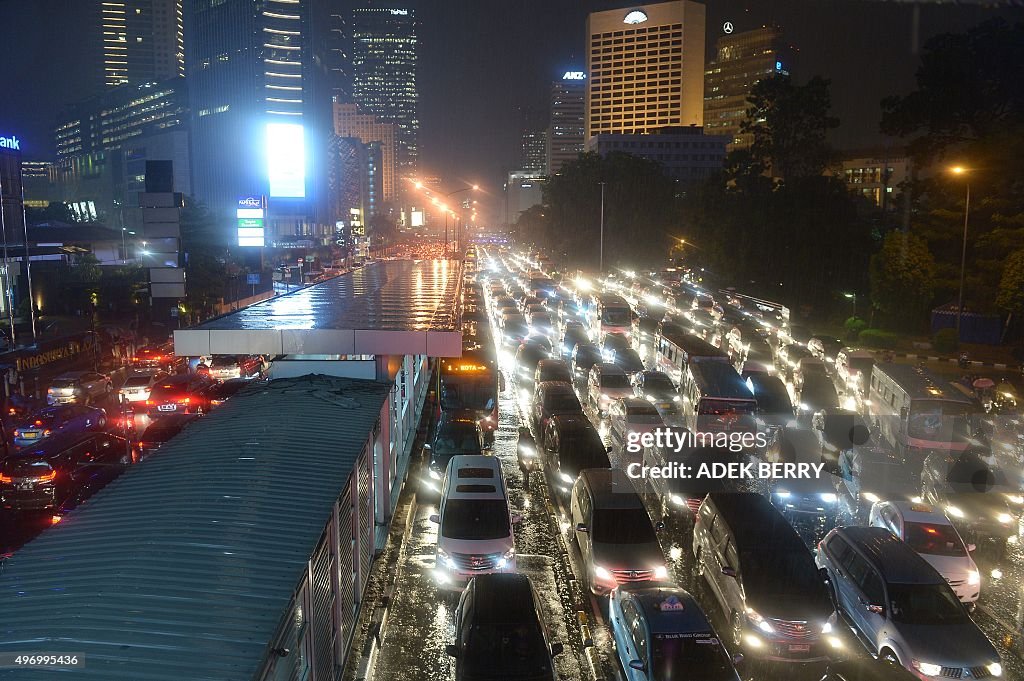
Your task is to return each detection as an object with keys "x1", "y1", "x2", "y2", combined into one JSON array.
[
  {"x1": 547, "y1": 73, "x2": 586, "y2": 174},
  {"x1": 185, "y1": 0, "x2": 335, "y2": 242},
  {"x1": 521, "y1": 130, "x2": 547, "y2": 175},
  {"x1": 97, "y1": 0, "x2": 185, "y2": 88},
  {"x1": 585, "y1": 1, "x2": 706, "y2": 139},
  {"x1": 333, "y1": 102, "x2": 398, "y2": 201},
  {"x1": 351, "y1": 7, "x2": 419, "y2": 174},
  {"x1": 704, "y1": 25, "x2": 791, "y2": 150}
]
